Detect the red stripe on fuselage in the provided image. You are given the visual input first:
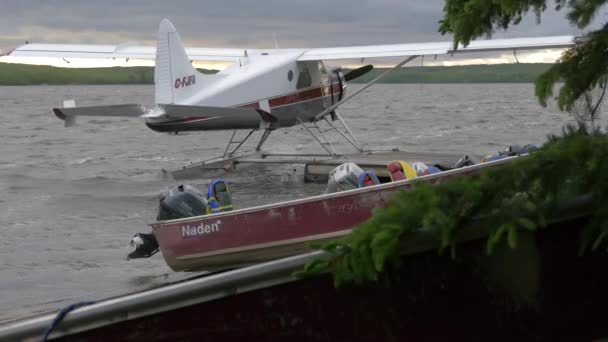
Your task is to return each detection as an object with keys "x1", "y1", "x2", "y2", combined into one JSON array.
[
  {"x1": 235, "y1": 83, "x2": 342, "y2": 110},
  {"x1": 268, "y1": 87, "x2": 324, "y2": 107}
]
